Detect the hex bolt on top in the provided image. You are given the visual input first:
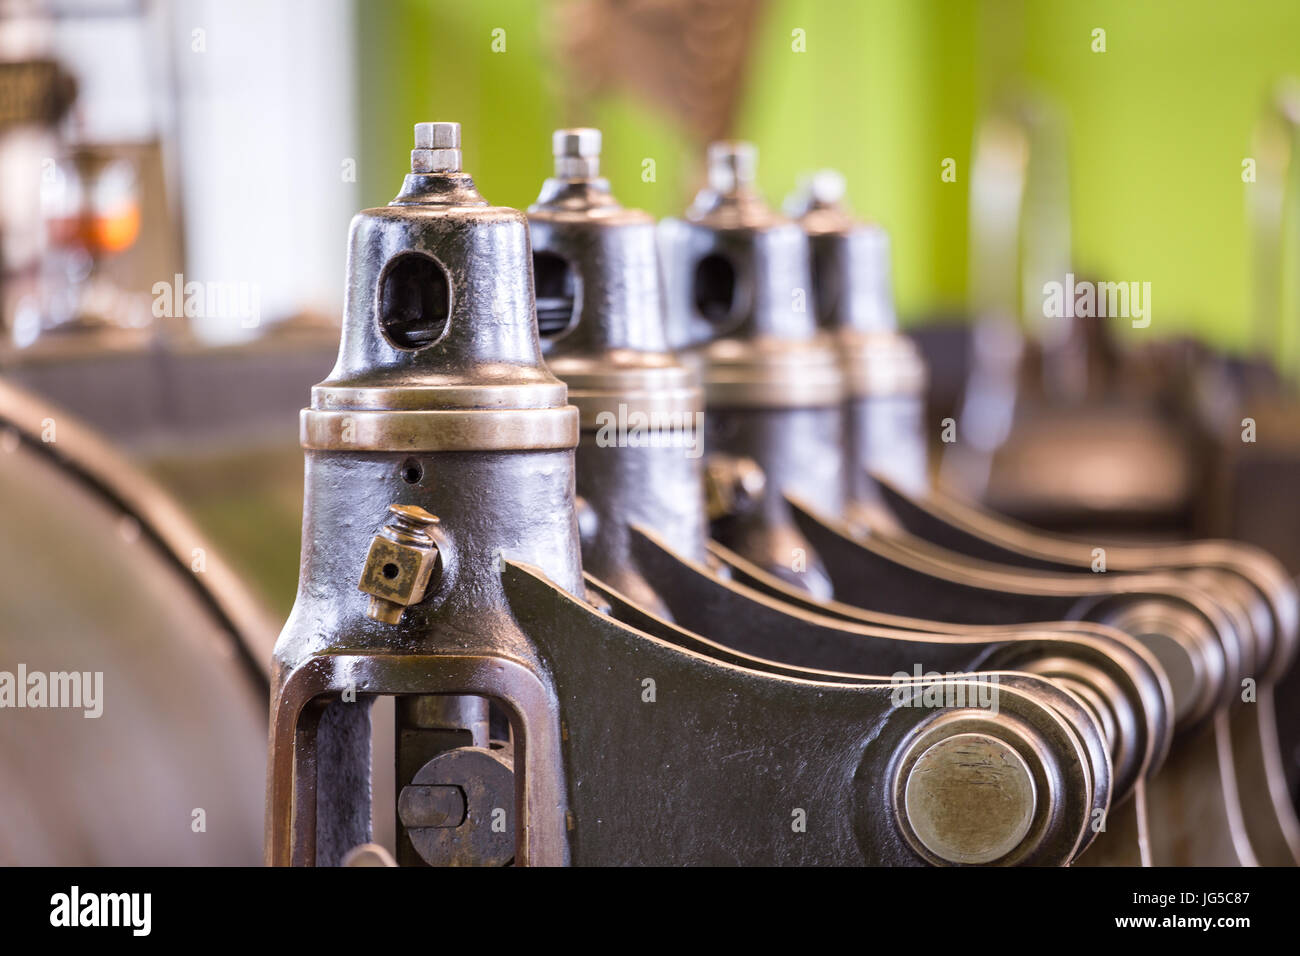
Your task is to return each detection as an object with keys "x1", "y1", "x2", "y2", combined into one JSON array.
[
  {"x1": 660, "y1": 138, "x2": 847, "y2": 597},
  {"x1": 412, "y1": 121, "x2": 462, "y2": 173},
  {"x1": 552, "y1": 127, "x2": 601, "y2": 179},
  {"x1": 705, "y1": 140, "x2": 758, "y2": 194}
]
